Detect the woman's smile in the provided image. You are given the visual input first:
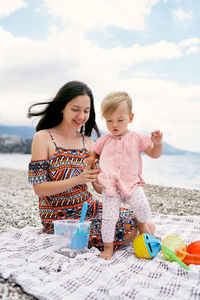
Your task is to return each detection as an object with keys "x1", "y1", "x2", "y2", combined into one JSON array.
[{"x1": 73, "y1": 119, "x2": 84, "y2": 127}]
